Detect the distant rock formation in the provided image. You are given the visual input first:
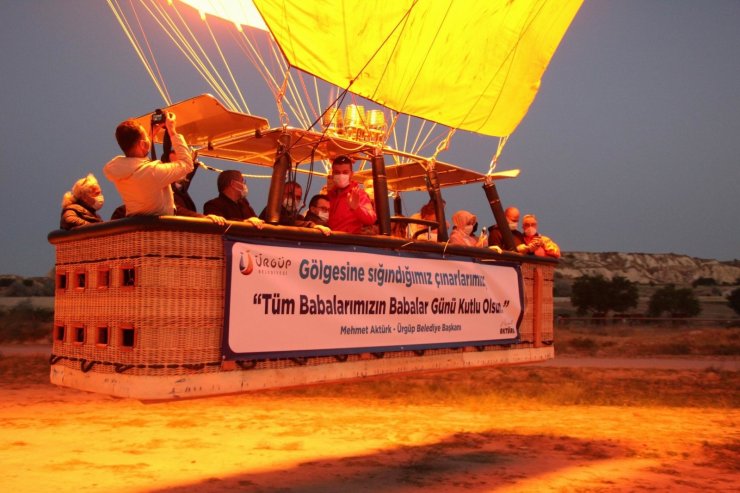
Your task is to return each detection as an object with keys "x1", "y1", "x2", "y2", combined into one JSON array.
[
  {"x1": 0, "y1": 275, "x2": 54, "y2": 297},
  {"x1": 557, "y1": 252, "x2": 740, "y2": 285}
]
